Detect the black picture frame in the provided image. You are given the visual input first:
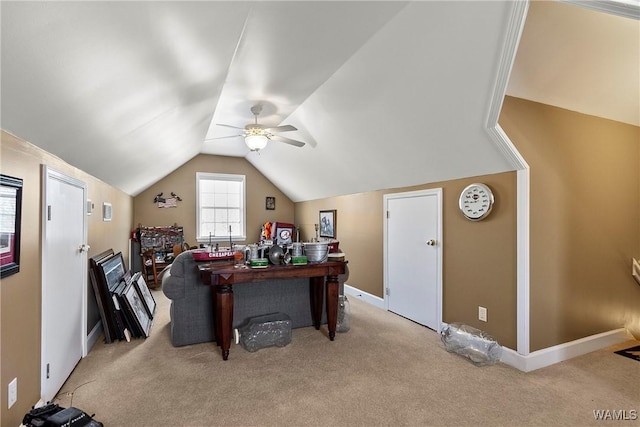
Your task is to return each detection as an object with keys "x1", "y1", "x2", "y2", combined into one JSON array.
[
  {"x1": 134, "y1": 272, "x2": 156, "y2": 319},
  {"x1": 0, "y1": 174, "x2": 23, "y2": 279},
  {"x1": 89, "y1": 249, "x2": 118, "y2": 343},
  {"x1": 319, "y1": 210, "x2": 336, "y2": 238},
  {"x1": 123, "y1": 281, "x2": 152, "y2": 338},
  {"x1": 99, "y1": 252, "x2": 126, "y2": 292},
  {"x1": 266, "y1": 196, "x2": 276, "y2": 210}
]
